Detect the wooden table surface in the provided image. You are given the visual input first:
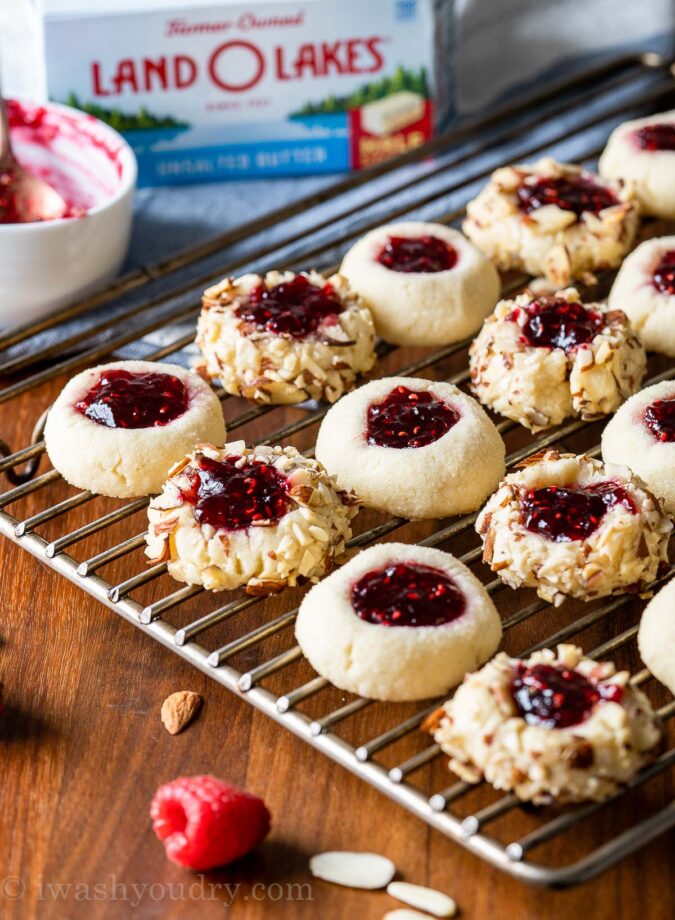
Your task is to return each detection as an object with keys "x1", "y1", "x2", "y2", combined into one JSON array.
[{"x1": 1, "y1": 361, "x2": 673, "y2": 920}]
